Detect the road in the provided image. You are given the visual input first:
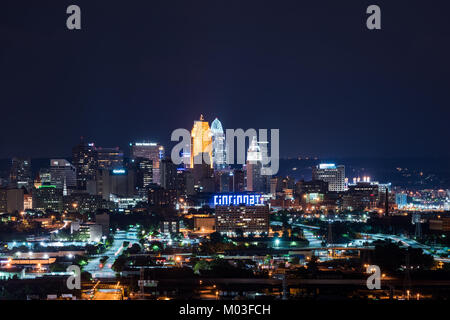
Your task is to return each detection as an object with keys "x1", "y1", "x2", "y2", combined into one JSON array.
[
  {"x1": 84, "y1": 227, "x2": 139, "y2": 278},
  {"x1": 92, "y1": 289, "x2": 123, "y2": 300},
  {"x1": 292, "y1": 221, "x2": 450, "y2": 262}
]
